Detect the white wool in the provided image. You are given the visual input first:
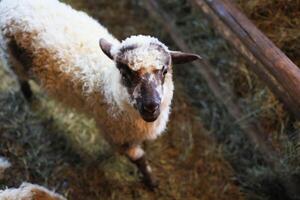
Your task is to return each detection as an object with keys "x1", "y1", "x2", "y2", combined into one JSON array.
[
  {"x1": 121, "y1": 35, "x2": 168, "y2": 49},
  {"x1": 0, "y1": 0, "x2": 120, "y2": 94},
  {"x1": 0, "y1": 0, "x2": 174, "y2": 147},
  {"x1": 0, "y1": 182, "x2": 66, "y2": 200},
  {"x1": 111, "y1": 35, "x2": 169, "y2": 71},
  {"x1": 111, "y1": 35, "x2": 168, "y2": 55},
  {"x1": 0, "y1": 0, "x2": 130, "y2": 112},
  {"x1": 0, "y1": 157, "x2": 11, "y2": 179}
]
